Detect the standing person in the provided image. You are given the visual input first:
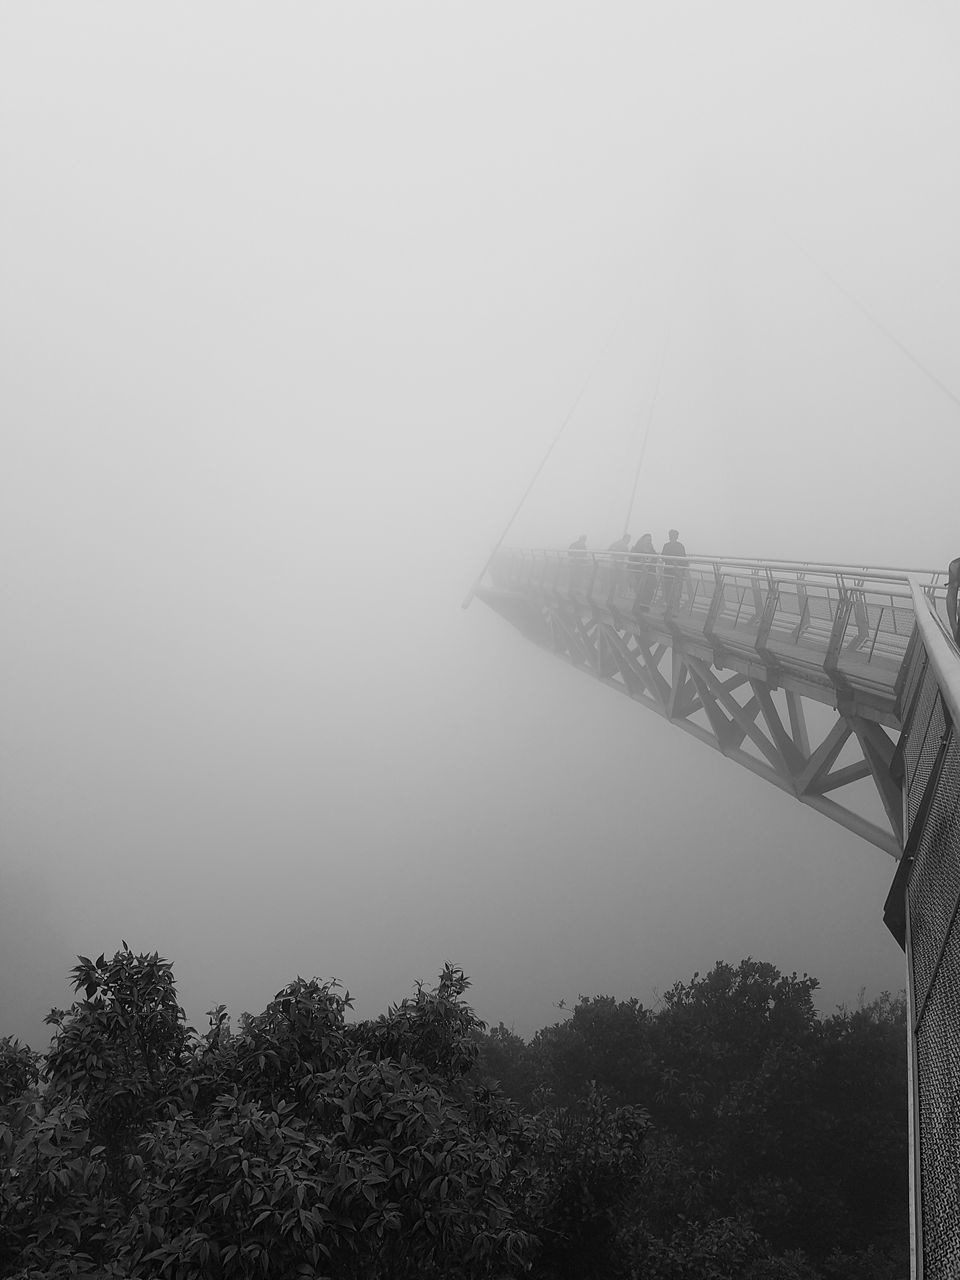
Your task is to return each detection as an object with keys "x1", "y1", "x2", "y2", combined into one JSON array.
[
  {"x1": 661, "y1": 528, "x2": 687, "y2": 561},
  {"x1": 948, "y1": 556, "x2": 960, "y2": 645},
  {"x1": 631, "y1": 533, "x2": 657, "y2": 606},
  {"x1": 607, "y1": 532, "x2": 631, "y2": 593},
  {"x1": 567, "y1": 534, "x2": 589, "y2": 590},
  {"x1": 661, "y1": 528, "x2": 688, "y2": 609}
]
